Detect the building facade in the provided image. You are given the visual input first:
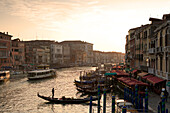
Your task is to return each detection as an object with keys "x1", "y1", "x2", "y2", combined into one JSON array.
[
  {"x1": 12, "y1": 38, "x2": 25, "y2": 70},
  {"x1": 125, "y1": 13, "x2": 170, "y2": 93},
  {"x1": 60, "y1": 41, "x2": 93, "y2": 66},
  {"x1": 0, "y1": 32, "x2": 12, "y2": 70},
  {"x1": 50, "y1": 42, "x2": 63, "y2": 68}
]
